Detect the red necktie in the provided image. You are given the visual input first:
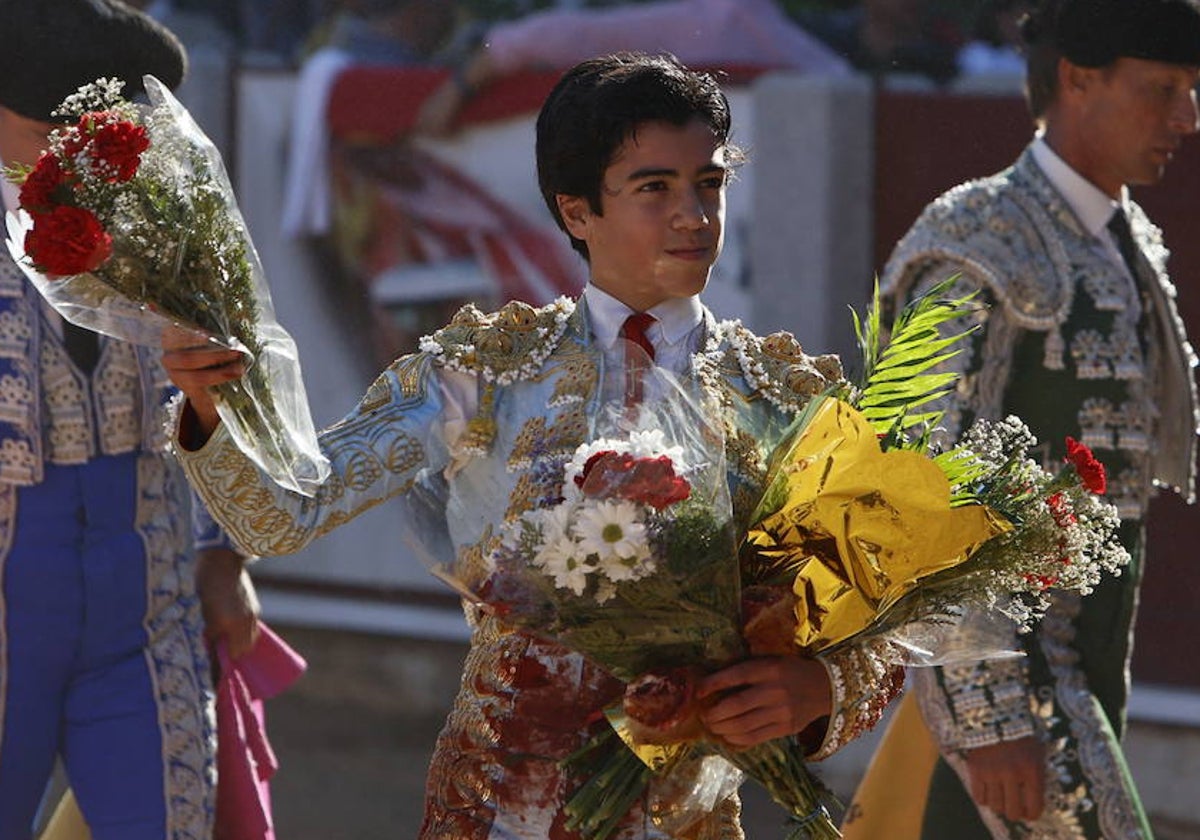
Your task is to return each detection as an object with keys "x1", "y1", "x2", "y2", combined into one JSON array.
[{"x1": 619, "y1": 312, "x2": 656, "y2": 405}]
